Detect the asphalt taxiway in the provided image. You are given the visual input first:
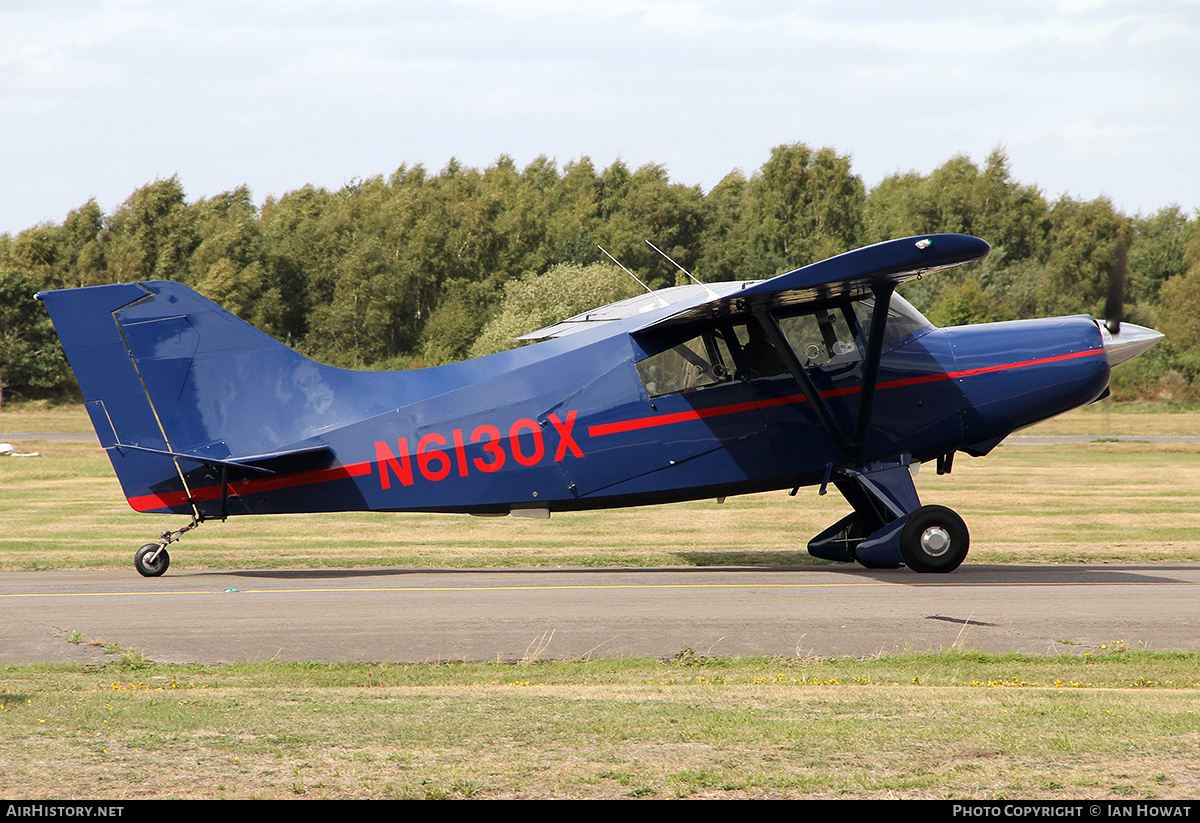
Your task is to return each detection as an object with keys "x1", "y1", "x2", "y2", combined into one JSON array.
[{"x1": 3, "y1": 564, "x2": 1198, "y2": 664}]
